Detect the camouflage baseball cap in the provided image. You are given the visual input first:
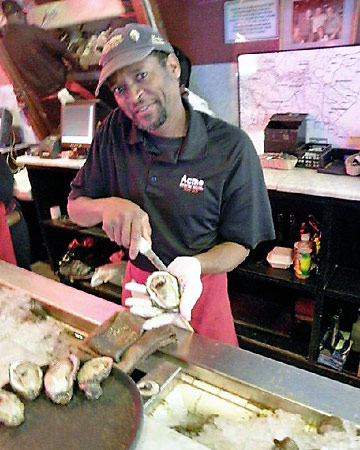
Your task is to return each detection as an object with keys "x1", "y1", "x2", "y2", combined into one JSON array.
[
  {"x1": 1, "y1": 0, "x2": 23, "y2": 16},
  {"x1": 95, "y1": 23, "x2": 174, "y2": 95}
]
